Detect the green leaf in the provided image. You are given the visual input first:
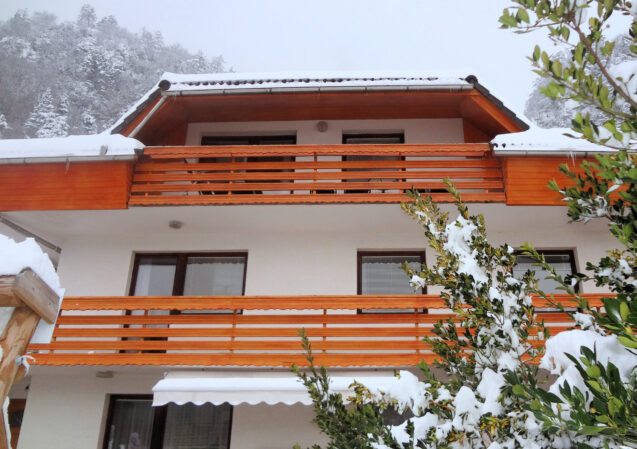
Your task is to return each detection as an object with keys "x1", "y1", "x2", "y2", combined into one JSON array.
[
  {"x1": 517, "y1": 8, "x2": 530, "y2": 23},
  {"x1": 586, "y1": 365, "x2": 601, "y2": 379},
  {"x1": 581, "y1": 425, "x2": 604, "y2": 435},
  {"x1": 620, "y1": 301, "x2": 629, "y2": 321},
  {"x1": 533, "y1": 45, "x2": 541, "y2": 61},
  {"x1": 618, "y1": 335, "x2": 637, "y2": 349},
  {"x1": 512, "y1": 384, "x2": 526, "y2": 396}
]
